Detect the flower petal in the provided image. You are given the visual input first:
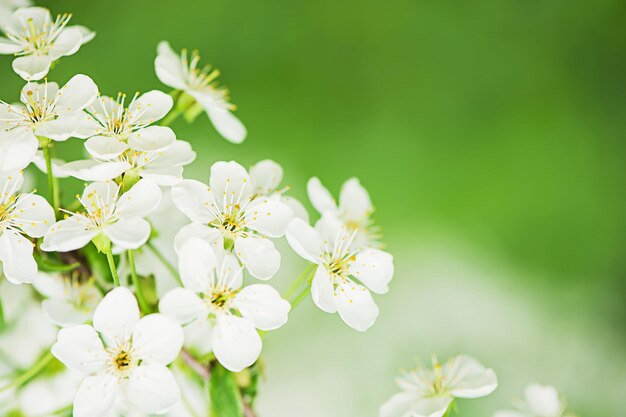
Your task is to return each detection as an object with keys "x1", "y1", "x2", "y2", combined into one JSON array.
[
  {"x1": 159, "y1": 288, "x2": 207, "y2": 325},
  {"x1": 336, "y1": 279, "x2": 379, "y2": 332},
  {"x1": 85, "y1": 136, "x2": 129, "y2": 159},
  {"x1": 0, "y1": 127, "x2": 38, "y2": 171},
  {"x1": 307, "y1": 177, "x2": 337, "y2": 215},
  {"x1": 444, "y1": 355, "x2": 498, "y2": 398},
  {"x1": 12, "y1": 53, "x2": 53, "y2": 81},
  {"x1": 525, "y1": 384, "x2": 562, "y2": 416},
  {"x1": 338, "y1": 177, "x2": 373, "y2": 222},
  {"x1": 128, "y1": 126, "x2": 176, "y2": 152},
  {"x1": 0, "y1": 229, "x2": 37, "y2": 284},
  {"x1": 209, "y1": 161, "x2": 253, "y2": 210},
  {"x1": 104, "y1": 217, "x2": 151, "y2": 250},
  {"x1": 73, "y1": 374, "x2": 120, "y2": 417},
  {"x1": 310, "y1": 266, "x2": 337, "y2": 313},
  {"x1": 48, "y1": 26, "x2": 83, "y2": 58},
  {"x1": 380, "y1": 393, "x2": 451, "y2": 417},
  {"x1": 206, "y1": 106, "x2": 247, "y2": 144},
  {"x1": 115, "y1": 179, "x2": 161, "y2": 218},
  {"x1": 213, "y1": 314, "x2": 262, "y2": 372},
  {"x1": 233, "y1": 284, "x2": 290, "y2": 331},
  {"x1": 92, "y1": 287, "x2": 140, "y2": 347},
  {"x1": 41, "y1": 216, "x2": 98, "y2": 253},
  {"x1": 62, "y1": 159, "x2": 130, "y2": 182},
  {"x1": 79, "y1": 181, "x2": 119, "y2": 216},
  {"x1": 35, "y1": 116, "x2": 81, "y2": 141},
  {"x1": 155, "y1": 41, "x2": 186, "y2": 90},
  {"x1": 42, "y1": 298, "x2": 92, "y2": 327},
  {"x1": 178, "y1": 238, "x2": 216, "y2": 293},
  {"x1": 173, "y1": 223, "x2": 223, "y2": 254},
  {"x1": 132, "y1": 314, "x2": 183, "y2": 365},
  {"x1": 249, "y1": 159, "x2": 283, "y2": 195},
  {"x1": 12, "y1": 193, "x2": 54, "y2": 237},
  {"x1": 51, "y1": 324, "x2": 107, "y2": 373},
  {"x1": 127, "y1": 364, "x2": 180, "y2": 414},
  {"x1": 348, "y1": 249, "x2": 394, "y2": 294},
  {"x1": 171, "y1": 179, "x2": 218, "y2": 223},
  {"x1": 285, "y1": 217, "x2": 323, "y2": 263},
  {"x1": 0, "y1": 37, "x2": 22, "y2": 54},
  {"x1": 55, "y1": 74, "x2": 99, "y2": 114},
  {"x1": 128, "y1": 90, "x2": 173, "y2": 126},
  {"x1": 234, "y1": 235, "x2": 280, "y2": 280},
  {"x1": 244, "y1": 198, "x2": 293, "y2": 238}
]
